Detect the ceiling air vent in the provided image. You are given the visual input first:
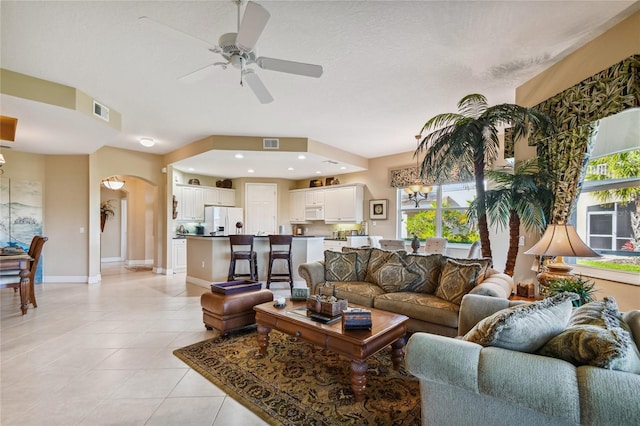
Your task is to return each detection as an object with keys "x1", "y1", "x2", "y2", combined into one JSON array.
[
  {"x1": 263, "y1": 138, "x2": 279, "y2": 149},
  {"x1": 93, "y1": 100, "x2": 110, "y2": 122}
]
